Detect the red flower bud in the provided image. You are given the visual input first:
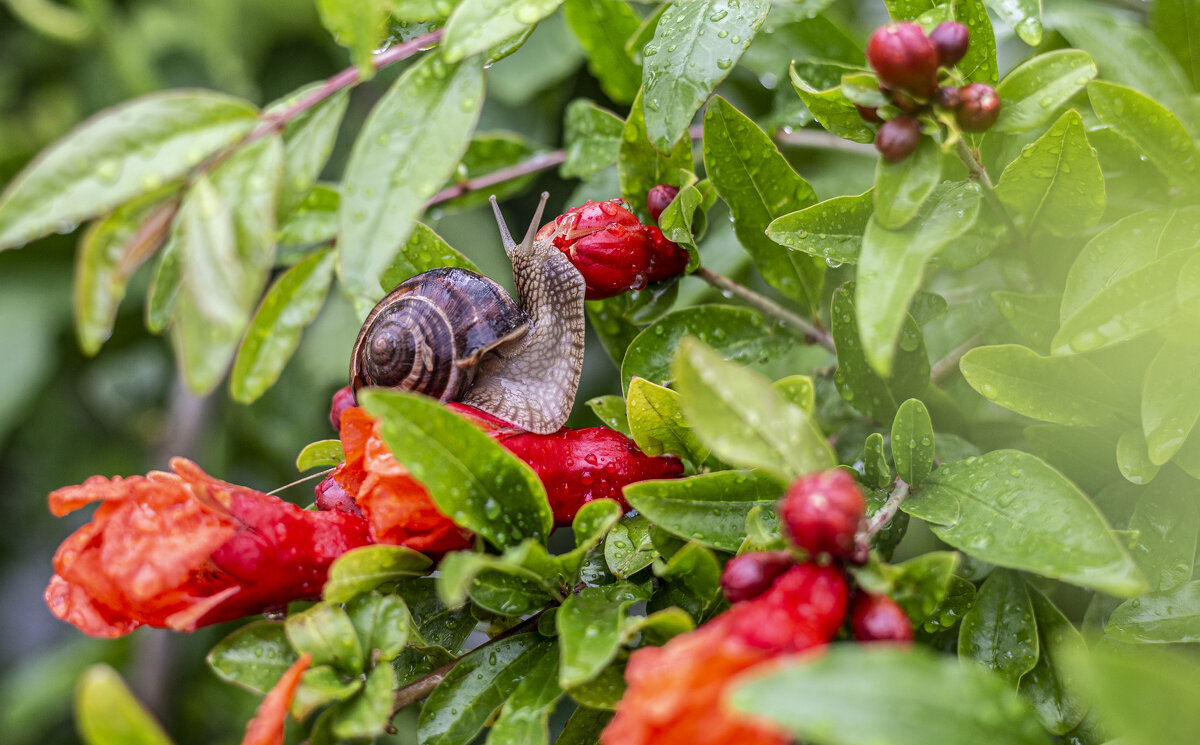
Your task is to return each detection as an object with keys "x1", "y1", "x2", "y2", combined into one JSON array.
[
  {"x1": 957, "y1": 83, "x2": 1002, "y2": 132},
  {"x1": 314, "y1": 475, "x2": 363, "y2": 518},
  {"x1": 720, "y1": 550, "x2": 794, "y2": 603},
  {"x1": 329, "y1": 385, "x2": 356, "y2": 431},
  {"x1": 934, "y1": 85, "x2": 962, "y2": 110},
  {"x1": 866, "y1": 23, "x2": 939, "y2": 99},
  {"x1": 850, "y1": 593, "x2": 914, "y2": 643},
  {"x1": 874, "y1": 115, "x2": 922, "y2": 163},
  {"x1": 643, "y1": 225, "x2": 688, "y2": 284},
  {"x1": 929, "y1": 22, "x2": 970, "y2": 68},
  {"x1": 646, "y1": 184, "x2": 679, "y2": 223},
  {"x1": 780, "y1": 469, "x2": 866, "y2": 561},
  {"x1": 855, "y1": 104, "x2": 883, "y2": 123},
  {"x1": 45, "y1": 459, "x2": 372, "y2": 638},
  {"x1": 537, "y1": 199, "x2": 656, "y2": 299}
]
